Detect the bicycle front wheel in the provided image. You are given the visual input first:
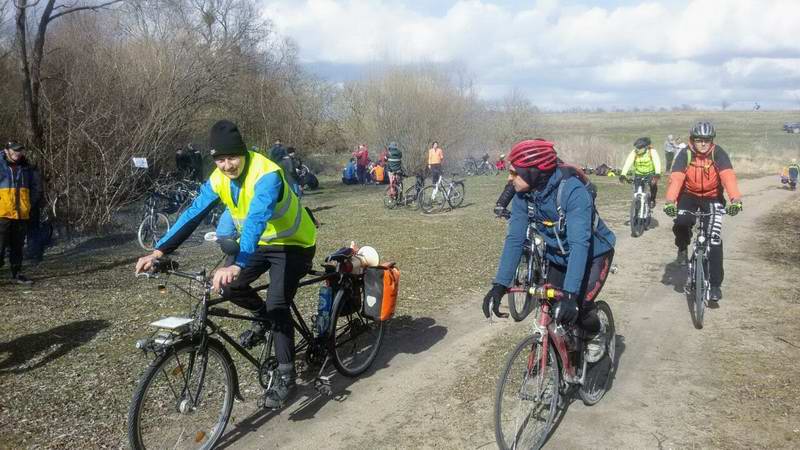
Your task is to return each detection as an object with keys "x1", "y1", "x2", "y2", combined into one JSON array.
[
  {"x1": 494, "y1": 334, "x2": 560, "y2": 450},
  {"x1": 403, "y1": 185, "x2": 420, "y2": 210},
  {"x1": 330, "y1": 289, "x2": 385, "y2": 377},
  {"x1": 693, "y1": 252, "x2": 707, "y2": 329},
  {"x1": 630, "y1": 199, "x2": 644, "y2": 237},
  {"x1": 508, "y1": 251, "x2": 534, "y2": 322},
  {"x1": 447, "y1": 181, "x2": 465, "y2": 208},
  {"x1": 579, "y1": 301, "x2": 616, "y2": 405},
  {"x1": 128, "y1": 340, "x2": 235, "y2": 450},
  {"x1": 137, "y1": 213, "x2": 170, "y2": 251},
  {"x1": 419, "y1": 185, "x2": 446, "y2": 213}
]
